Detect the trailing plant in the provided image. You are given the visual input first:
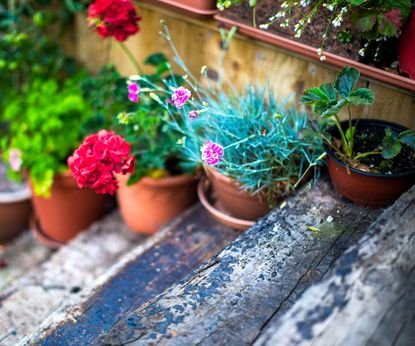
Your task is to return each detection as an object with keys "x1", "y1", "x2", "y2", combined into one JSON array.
[
  {"x1": 300, "y1": 66, "x2": 415, "y2": 171},
  {"x1": 1, "y1": 75, "x2": 95, "y2": 197}
]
